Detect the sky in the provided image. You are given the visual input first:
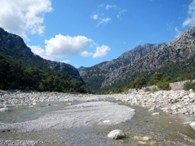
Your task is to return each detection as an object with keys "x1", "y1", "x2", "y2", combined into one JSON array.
[{"x1": 0, "y1": 0, "x2": 195, "y2": 68}]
